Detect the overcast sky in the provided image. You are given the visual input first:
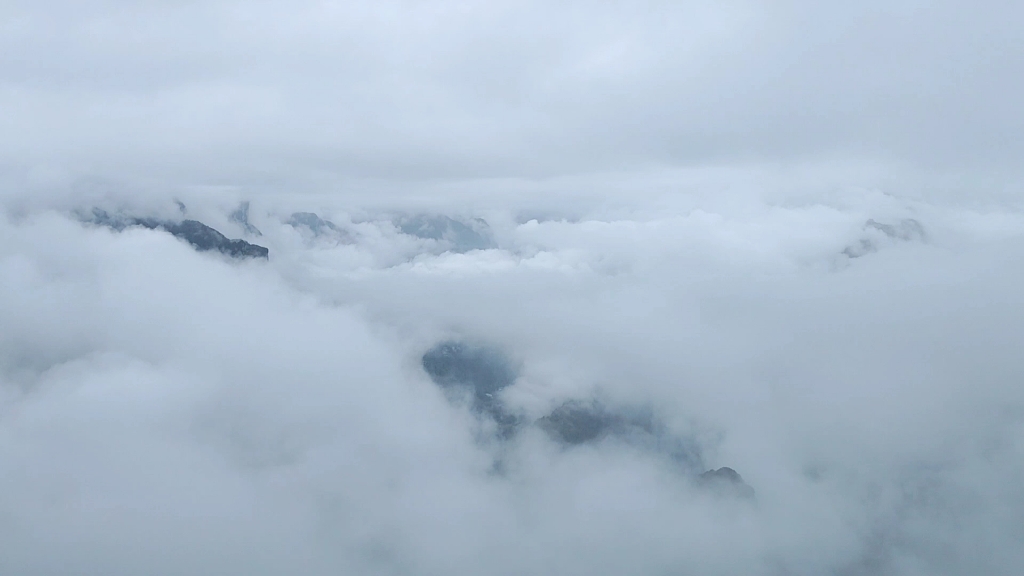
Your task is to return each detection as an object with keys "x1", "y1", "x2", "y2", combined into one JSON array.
[
  {"x1": 3, "y1": 0, "x2": 1024, "y2": 187},
  {"x1": 3, "y1": 3, "x2": 1024, "y2": 576}
]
